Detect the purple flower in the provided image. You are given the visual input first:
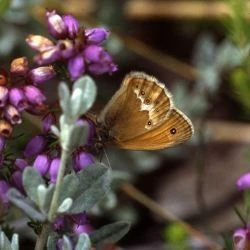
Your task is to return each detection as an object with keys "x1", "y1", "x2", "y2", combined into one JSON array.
[
  {"x1": 11, "y1": 171, "x2": 24, "y2": 193},
  {"x1": 85, "y1": 28, "x2": 110, "y2": 45},
  {"x1": 46, "y1": 10, "x2": 67, "y2": 39},
  {"x1": 62, "y1": 15, "x2": 79, "y2": 39},
  {"x1": 0, "y1": 180, "x2": 10, "y2": 206},
  {"x1": 237, "y1": 173, "x2": 250, "y2": 190},
  {"x1": 24, "y1": 135, "x2": 47, "y2": 158},
  {"x1": 4, "y1": 105, "x2": 21, "y2": 124},
  {"x1": 73, "y1": 224, "x2": 94, "y2": 235},
  {"x1": 0, "y1": 136, "x2": 5, "y2": 152},
  {"x1": 73, "y1": 150, "x2": 94, "y2": 172},
  {"x1": 15, "y1": 158, "x2": 28, "y2": 171},
  {"x1": 0, "y1": 86, "x2": 9, "y2": 107},
  {"x1": 71, "y1": 212, "x2": 88, "y2": 225},
  {"x1": 42, "y1": 112, "x2": 56, "y2": 133},
  {"x1": 33, "y1": 154, "x2": 50, "y2": 176},
  {"x1": 23, "y1": 85, "x2": 46, "y2": 105},
  {"x1": 233, "y1": 227, "x2": 250, "y2": 250},
  {"x1": 53, "y1": 216, "x2": 65, "y2": 232},
  {"x1": 49, "y1": 158, "x2": 61, "y2": 183},
  {"x1": 28, "y1": 66, "x2": 56, "y2": 85},
  {"x1": 9, "y1": 88, "x2": 27, "y2": 111},
  {"x1": 26, "y1": 10, "x2": 117, "y2": 80}
]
